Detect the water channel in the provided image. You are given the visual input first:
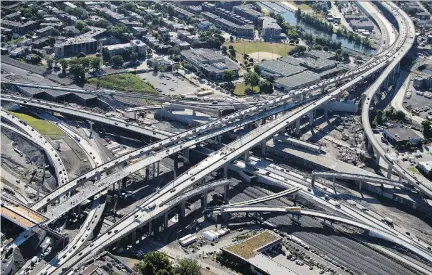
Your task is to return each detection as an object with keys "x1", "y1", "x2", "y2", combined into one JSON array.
[{"x1": 258, "y1": 2, "x2": 377, "y2": 55}]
